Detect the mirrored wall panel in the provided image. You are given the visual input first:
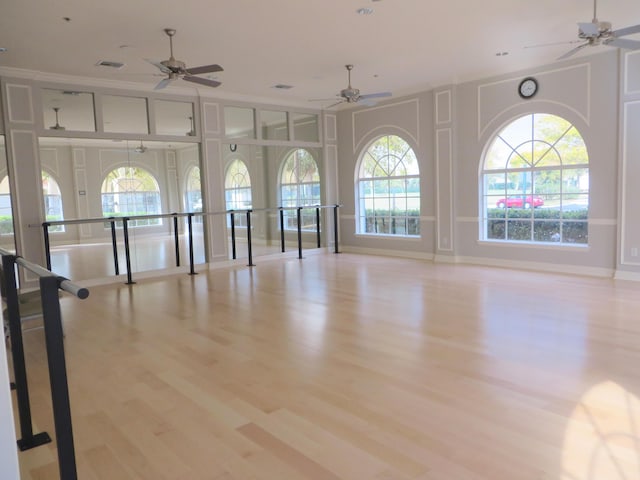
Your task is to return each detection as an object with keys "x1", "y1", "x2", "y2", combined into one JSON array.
[
  {"x1": 103, "y1": 95, "x2": 149, "y2": 134},
  {"x1": 0, "y1": 135, "x2": 15, "y2": 252},
  {"x1": 292, "y1": 113, "x2": 319, "y2": 142},
  {"x1": 37, "y1": 137, "x2": 203, "y2": 281},
  {"x1": 224, "y1": 106, "x2": 256, "y2": 139},
  {"x1": 42, "y1": 89, "x2": 96, "y2": 132},
  {"x1": 261, "y1": 110, "x2": 289, "y2": 141},
  {"x1": 155, "y1": 100, "x2": 195, "y2": 136}
]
